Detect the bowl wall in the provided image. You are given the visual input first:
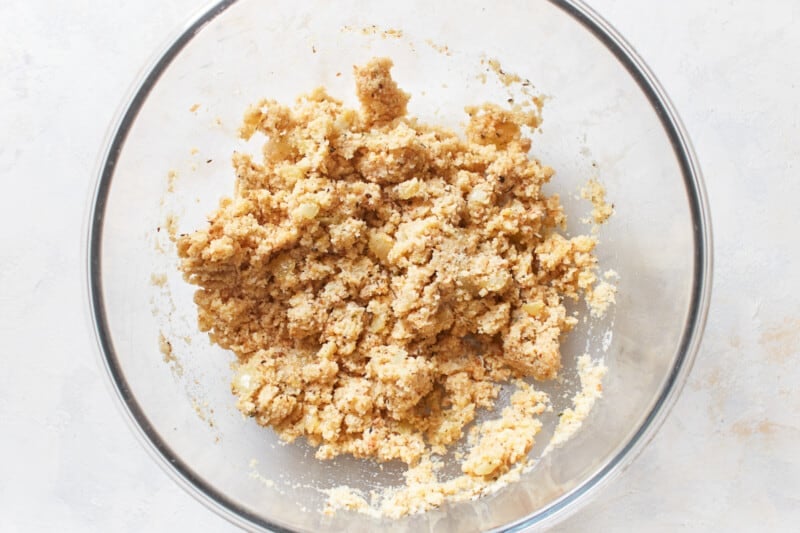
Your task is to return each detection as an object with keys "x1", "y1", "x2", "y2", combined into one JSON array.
[{"x1": 89, "y1": 1, "x2": 711, "y2": 531}]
